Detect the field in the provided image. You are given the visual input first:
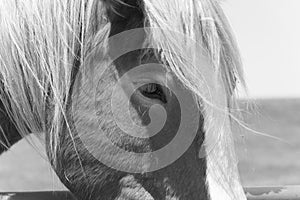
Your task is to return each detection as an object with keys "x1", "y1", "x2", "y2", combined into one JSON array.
[
  {"x1": 235, "y1": 98, "x2": 300, "y2": 186},
  {"x1": 0, "y1": 98, "x2": 299, "y2": 191}
]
